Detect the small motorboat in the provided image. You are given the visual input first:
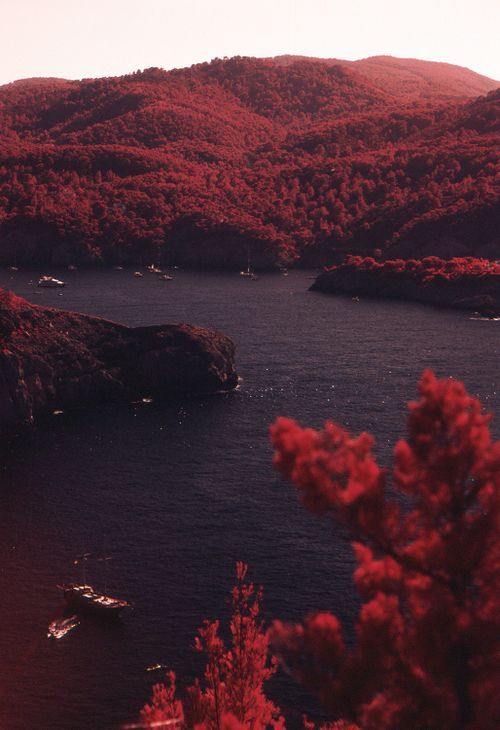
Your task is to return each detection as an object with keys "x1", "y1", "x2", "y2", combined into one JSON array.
[
  {"x1": 352, "y1": 296, "x2": 360, "y2": 303},
  {"x1": 133, "y1": 271, "x2": 144, "y2": 278},
  {"x1": 8, "y1": 266, "x2": 18, "y2": 271},
  {"x1": 47, "y1": 615, "x2": 80, "y2": 640},
  {"x1": 147, "y1": 265, "x2": 162, "y2": 273},
  {"x1": 159, "y1": 274, "x2": 174, "y2": 281},
  {"x1": 145, "y1": 663, "x2": 166, "y2": 672},
  {"x1": 38, "y1": 276, "x2": 65, "y2": 288},
  {"x1": 113, "y1": 265, "x2": 124, "y2": 271}
]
